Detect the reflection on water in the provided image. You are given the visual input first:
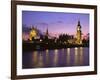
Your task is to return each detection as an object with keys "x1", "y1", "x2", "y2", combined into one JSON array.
[
  {"x1": 74, "y1": 47, "x2": 83, "y2": 66},
  {"x1": 45, "y1": 49, "x2": 49, "y2": 65},
  {"x1": 23, "y1": 47, "x2": 89, "y2": 69},
  {"x1": 74, "y1": 48, "x2": 79, "y2": 65},
  {"x1": 53, "y1": 49, "x2": 58, "y2": 66},
  {"x1": 32, "y1": 51, "x2": 38, "y2": 67},
  {"x1": 79, "y1": 47, "x2": 83, "y2": 65},
  {"x1": 66, "y1": 48, "x2": 70, "y2": 66},
  {"x1": 36, "y1": 53, "x2": 44, "y2": 68}
]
